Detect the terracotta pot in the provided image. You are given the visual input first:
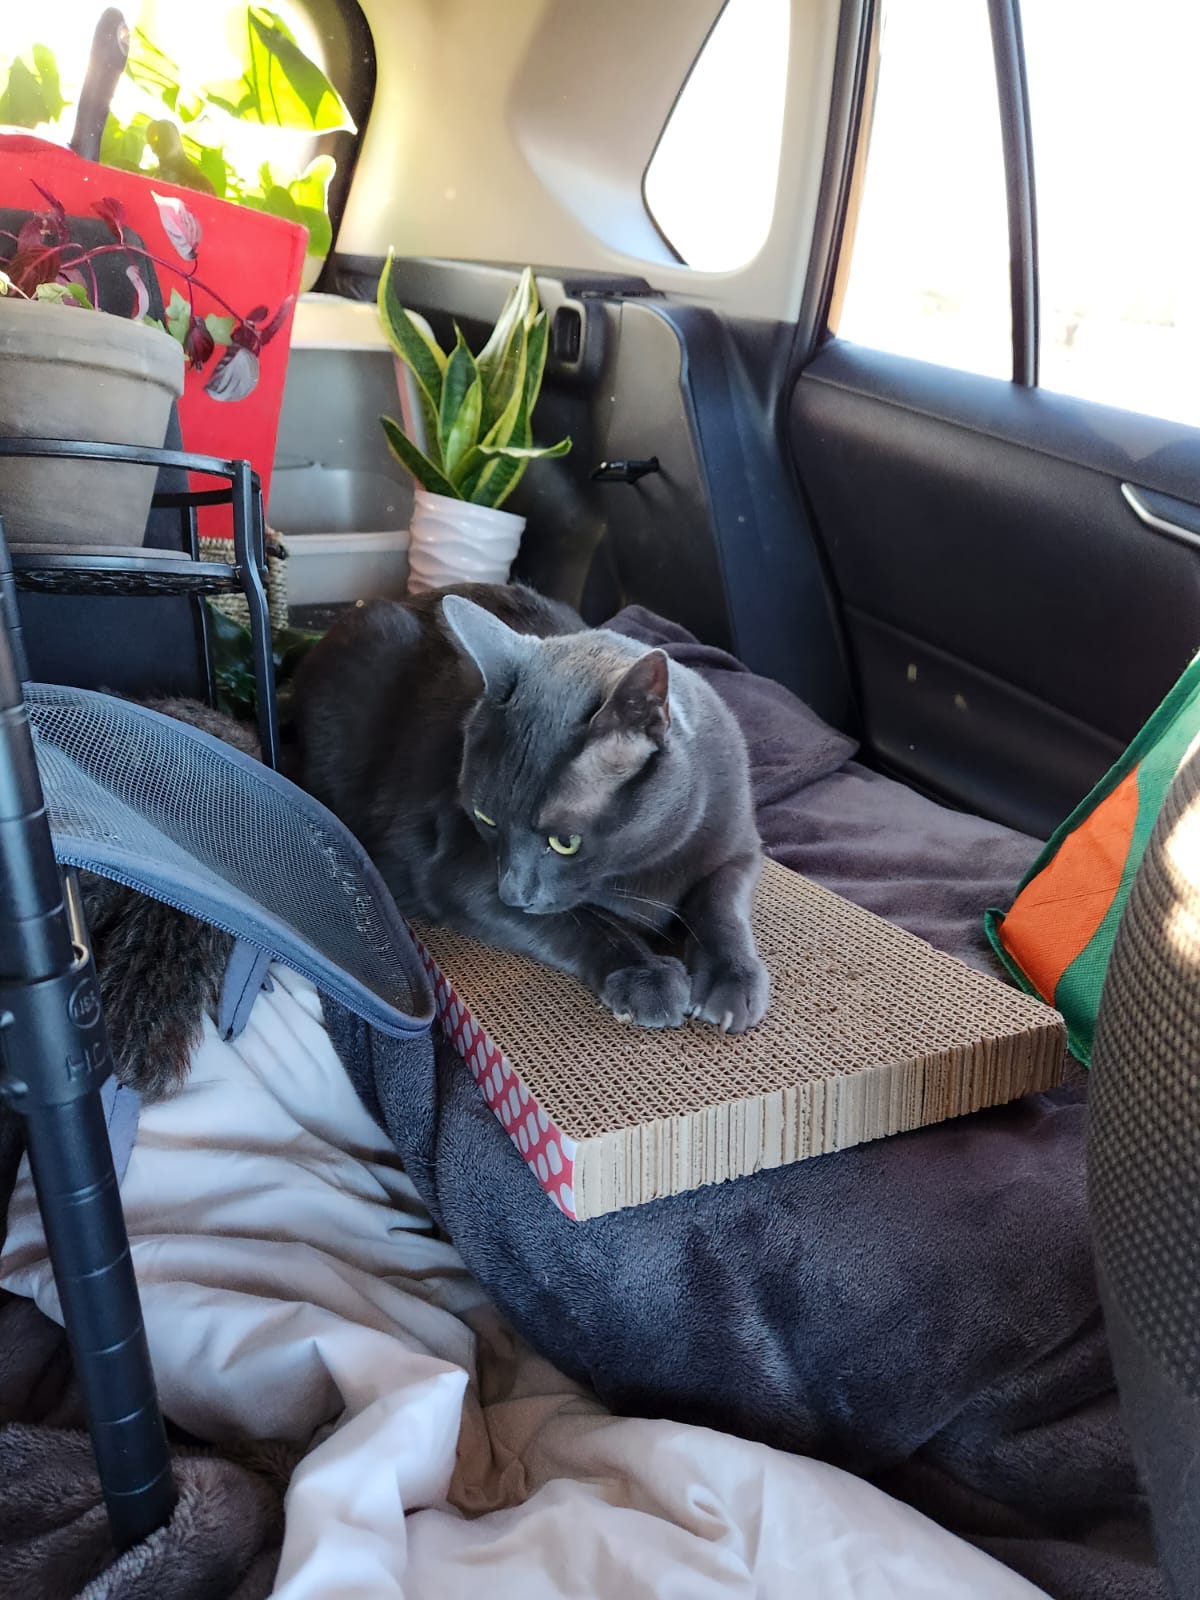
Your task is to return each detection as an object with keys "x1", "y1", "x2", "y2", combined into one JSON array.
[{"x1": 0, "y1": 297, "x2": 185, "y2": 547}]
